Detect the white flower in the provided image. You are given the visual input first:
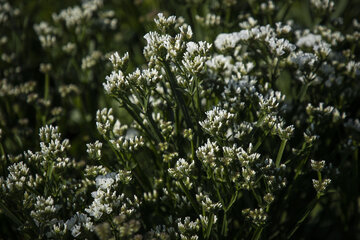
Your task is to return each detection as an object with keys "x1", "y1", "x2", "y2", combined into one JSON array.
[
  {"x1": 200, "y1": 107, "x2": 235, "y2": 136},
  {"x1": 186, "y1": 42, "x2": 198, "y2": 55},
  {"x1": 103, "y1": 70, "x2": 128, "y2": 94},
  {"x1": 296, "y1": 33, "x2": 322, "y2": 48},
  {"x1": 109, "y1": 51, "x2": 129, "y2": 70},
  {"x1": 95, "y1": 173, "x2": 116, "y2": 190},
  {"x1": 214, "y1": 33, "x2": 240, "y2": 51},
  {"x1": 291, "y1": 52, "x2": 318, "y2": 69}
]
